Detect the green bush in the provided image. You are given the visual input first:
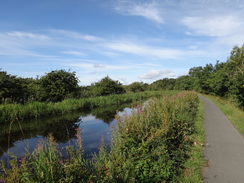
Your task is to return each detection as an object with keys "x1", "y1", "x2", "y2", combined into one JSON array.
[{"x1": 94, "y1": 91, "x2": 199, "y2": 182}]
